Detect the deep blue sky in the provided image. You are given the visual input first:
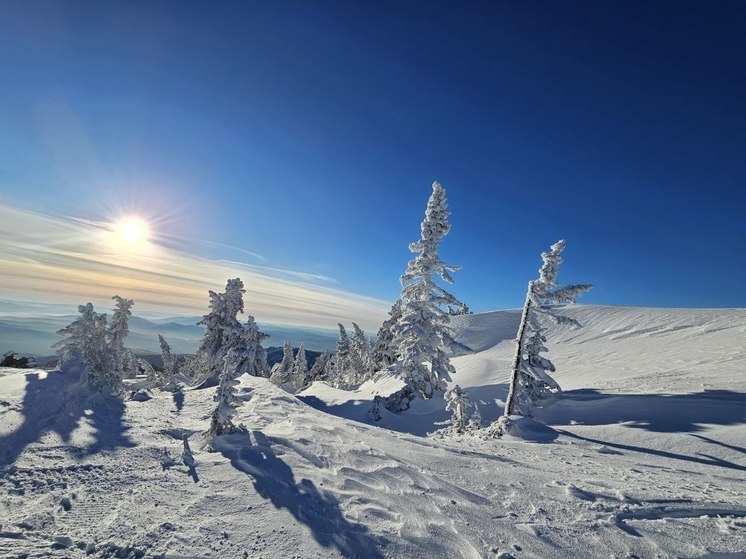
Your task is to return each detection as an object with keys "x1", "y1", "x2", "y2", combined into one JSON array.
[{"x1": 1, "y1": 1, "x2": 745, "y2": 311}]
